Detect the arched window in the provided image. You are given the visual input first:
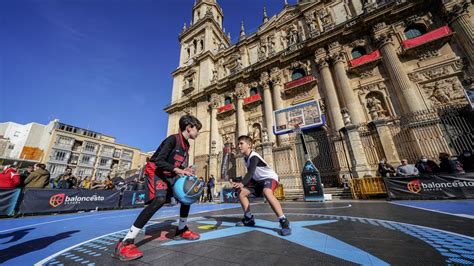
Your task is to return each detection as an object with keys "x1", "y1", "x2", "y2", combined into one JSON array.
[
  {"x1": 404, "y1": 25, "x2": 426, "y2": 39},
  {"x1": 224, "y1": 97, "x2": 232, "y2": 105},
  {"x1": 249, "y1": 87, "x2": 258, "y2": 96},
  {"x1": 351, "y1": 47, "x2": 367, "y2": 59},
  {"x1": 291, "y1": 68, "x2": 306, "y2": 80}
]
